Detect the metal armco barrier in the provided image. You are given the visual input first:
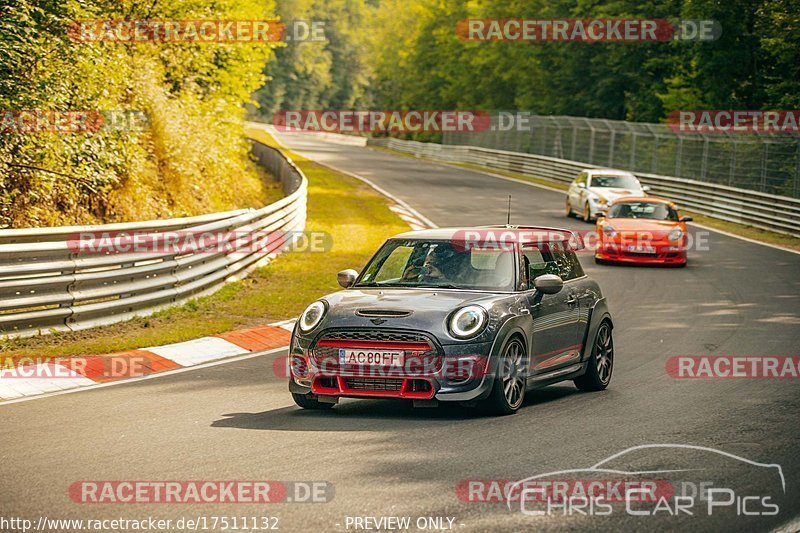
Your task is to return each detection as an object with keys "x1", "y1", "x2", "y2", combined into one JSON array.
[
  {"x1": 0, "y1": 140, "x2": 307, "y2": 338},
  {"x1": 368, "y1": 137, "x2": 800, "y2": 237}
]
